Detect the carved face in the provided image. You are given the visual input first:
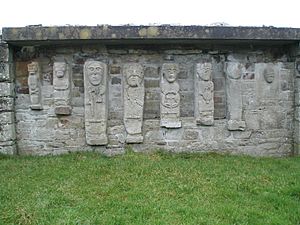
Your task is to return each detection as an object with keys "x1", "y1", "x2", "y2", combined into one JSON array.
[
  {"x1": 87, "y1": 62, "x2": 104, "y2": 86},
  {"x1": 125, "y1": 65, "x2": 143, "y2": 87},
  {"x1": 28, "y1": 75, "x2": 38, "y2": 90},
  {"x1": 197, "y1": 63, "x2": 212, "y2": 81},
  {"x1": 226, "y1": 63, "x2": 242, "y2": 79},
  {"x1": 264, "y1": 66, "x2": 275, "y2": 83},
  {"x1": 28, "y1": 63, "x2": 38, "y2": 74},
  {"x1": 54, "y1": 63, "x2": 66, "y2": 78},
  {"x1": 163, "y1": 64, "x2": 179, "y2": 83}
]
